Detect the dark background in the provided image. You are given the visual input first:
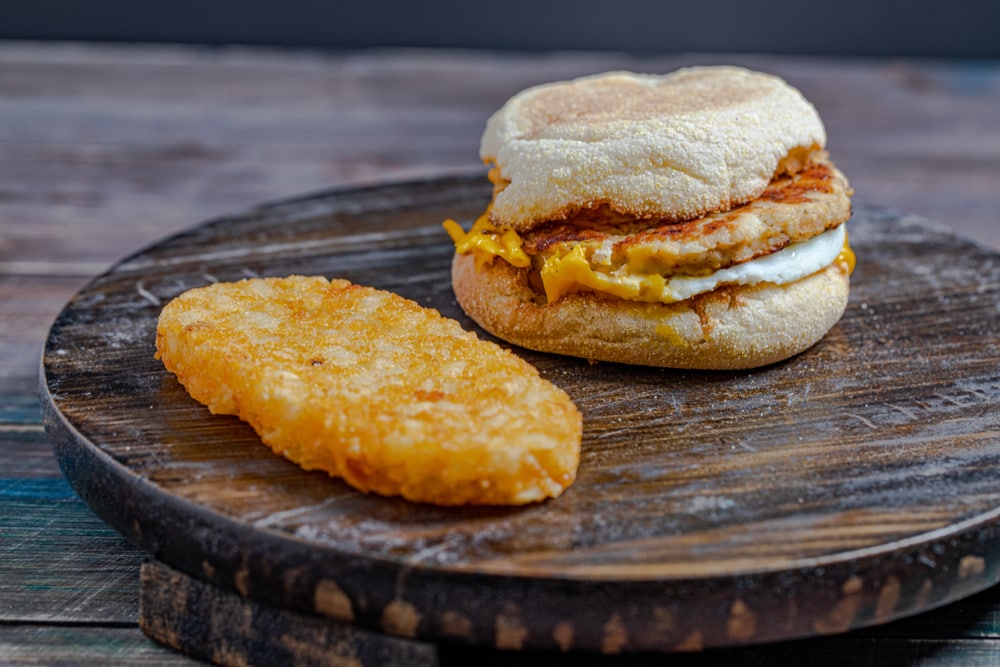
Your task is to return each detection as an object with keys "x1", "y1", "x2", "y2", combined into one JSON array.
[{"x1": 1, "y1": 0, "x2": 998, "y2": 59}]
